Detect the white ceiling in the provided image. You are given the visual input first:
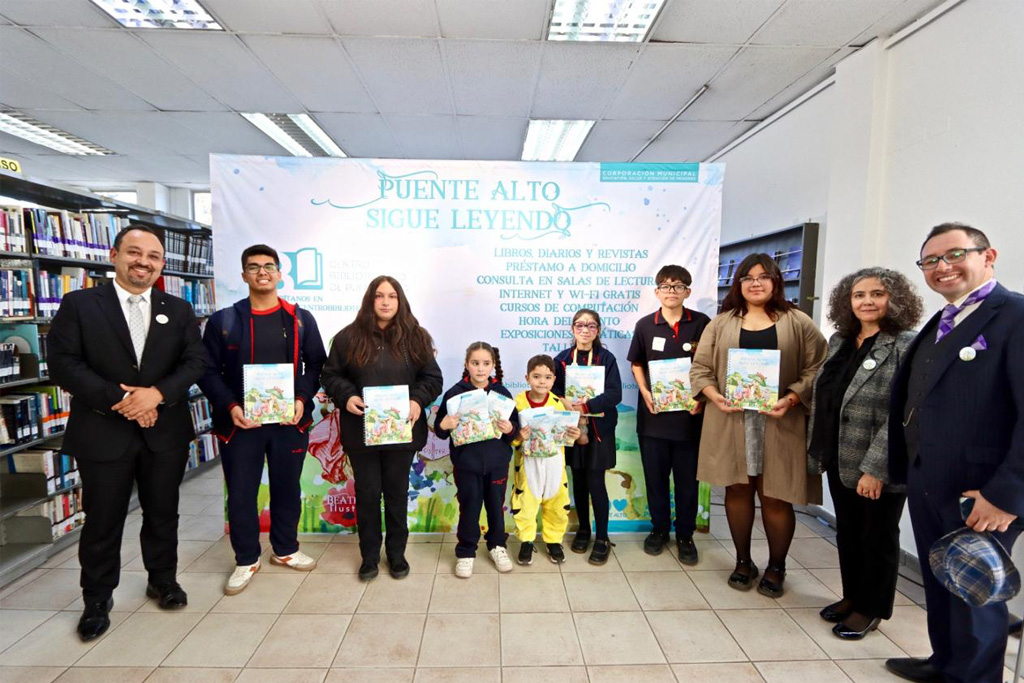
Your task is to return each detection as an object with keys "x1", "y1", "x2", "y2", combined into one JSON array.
[{"x1": 0, "y1": 0, "x2": 945, "y2": 190}]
